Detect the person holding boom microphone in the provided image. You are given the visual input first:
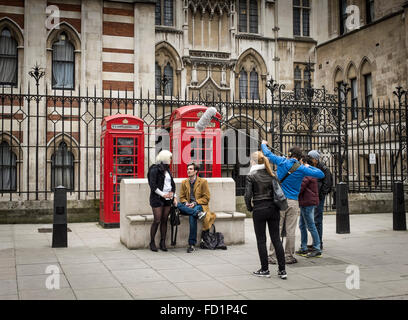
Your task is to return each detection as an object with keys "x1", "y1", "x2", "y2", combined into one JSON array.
[{"x1": 261, "y1": 141, "x2": 324, "y2": 264}]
